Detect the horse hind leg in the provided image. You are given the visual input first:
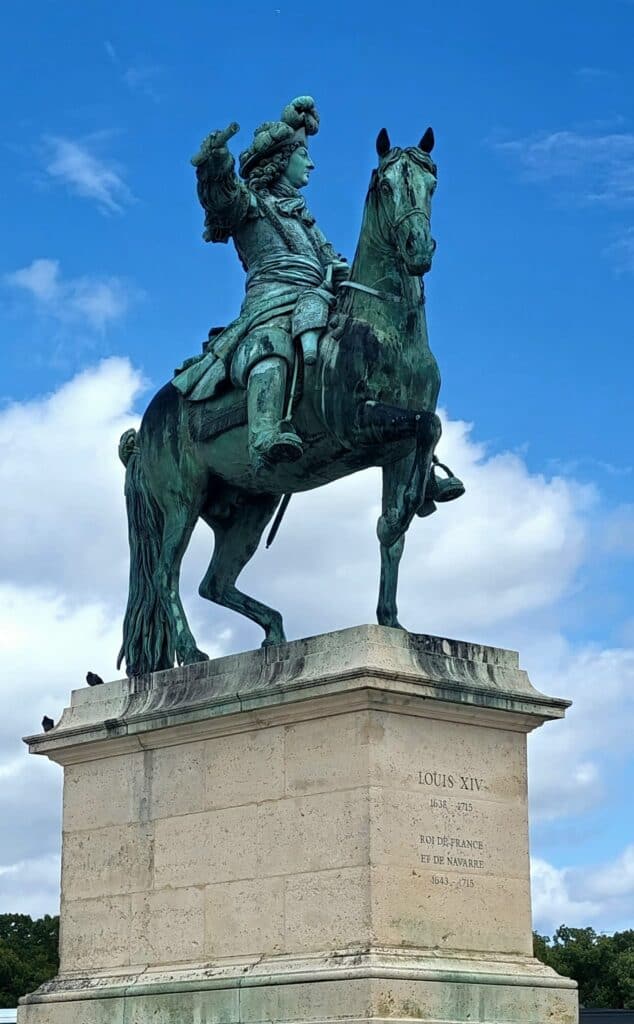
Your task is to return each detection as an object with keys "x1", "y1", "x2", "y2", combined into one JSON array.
[
  {"x1": 120, "y1": 444, "x2": 207, "y2": 676},
  {"x1": 199, "y1": 494, "x2": 285, "y2": 646},
  {"x1": 159, "y1": 501, "x2": 209, "y2": 666}
]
